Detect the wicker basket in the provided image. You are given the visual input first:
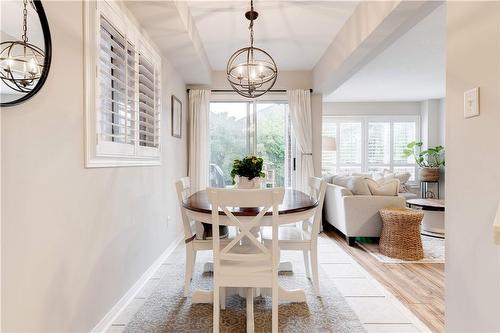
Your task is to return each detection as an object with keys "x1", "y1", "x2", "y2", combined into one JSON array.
[{"x1": 379, "y1": 208, "x2": 424, "y2": 261}]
